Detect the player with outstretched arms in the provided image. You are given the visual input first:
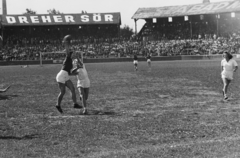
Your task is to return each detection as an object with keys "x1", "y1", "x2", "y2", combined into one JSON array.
[{"x1": 55, "y1": 35, "x2": 82, "y2": 113}]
